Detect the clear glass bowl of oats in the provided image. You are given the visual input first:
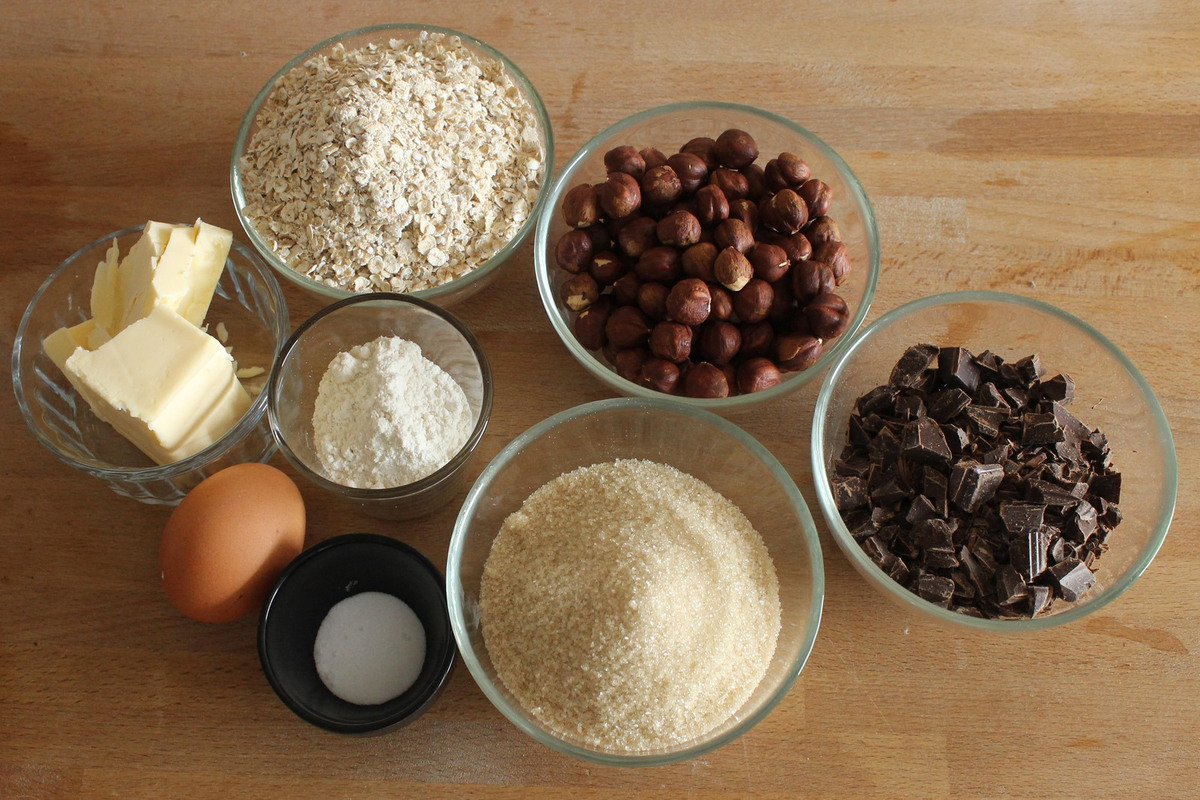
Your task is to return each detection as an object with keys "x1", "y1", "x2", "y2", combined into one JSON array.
[{"x1": 231, "y1": 23, "x2": 554, "y2": 306}]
